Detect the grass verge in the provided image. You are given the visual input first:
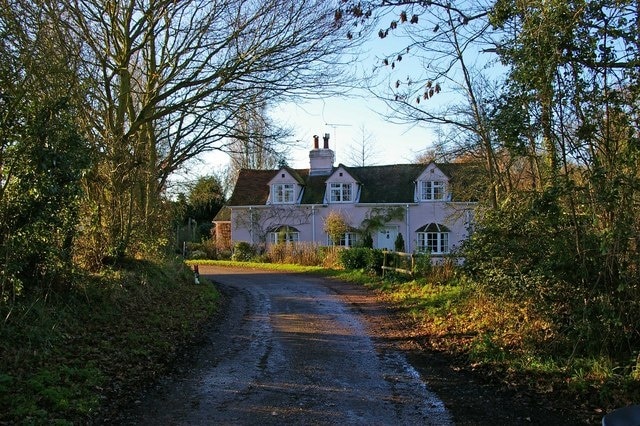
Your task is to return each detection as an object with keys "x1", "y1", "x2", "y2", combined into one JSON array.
[
  {"x1": 0, "y1": 257, "x2": 219, "y2": 425},
  {"x1": 359, "y1": 274, "x2": 640, "y2": 419}
]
